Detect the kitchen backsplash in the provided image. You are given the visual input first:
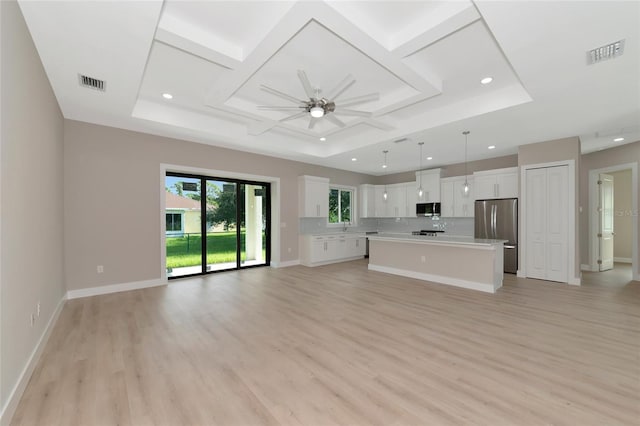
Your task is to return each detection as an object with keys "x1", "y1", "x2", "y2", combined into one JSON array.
[{"x1": 299, "y1": 217, "x2": 474, "y2": 236}]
